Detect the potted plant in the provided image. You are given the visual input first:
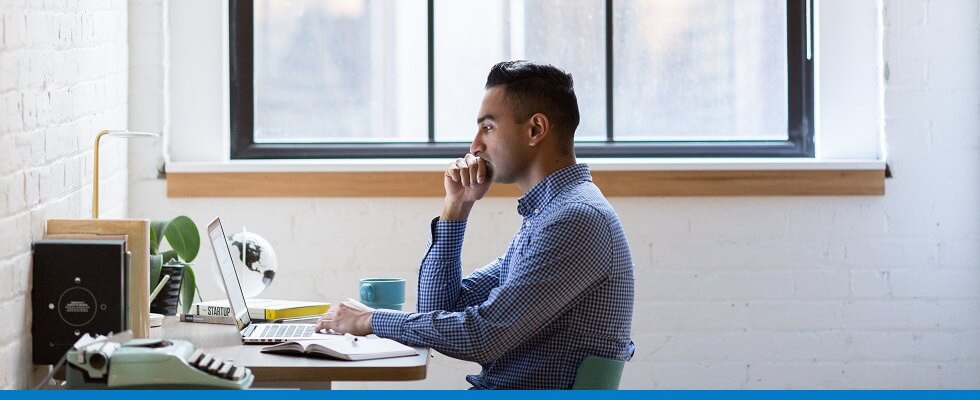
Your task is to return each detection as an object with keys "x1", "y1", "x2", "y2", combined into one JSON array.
[{"x1": 149, "y1": 215, "x2": 200, "y2": 315}]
